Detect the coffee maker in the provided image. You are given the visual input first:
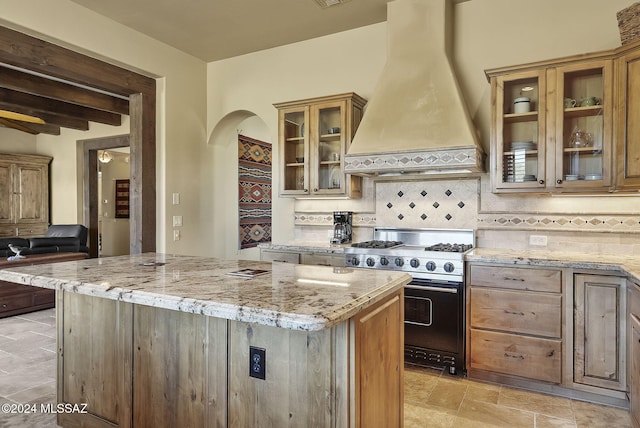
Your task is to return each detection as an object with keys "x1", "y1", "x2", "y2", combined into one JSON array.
[{"x1": 331, "y1": 211, "x2": 353, "y2": 244}]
